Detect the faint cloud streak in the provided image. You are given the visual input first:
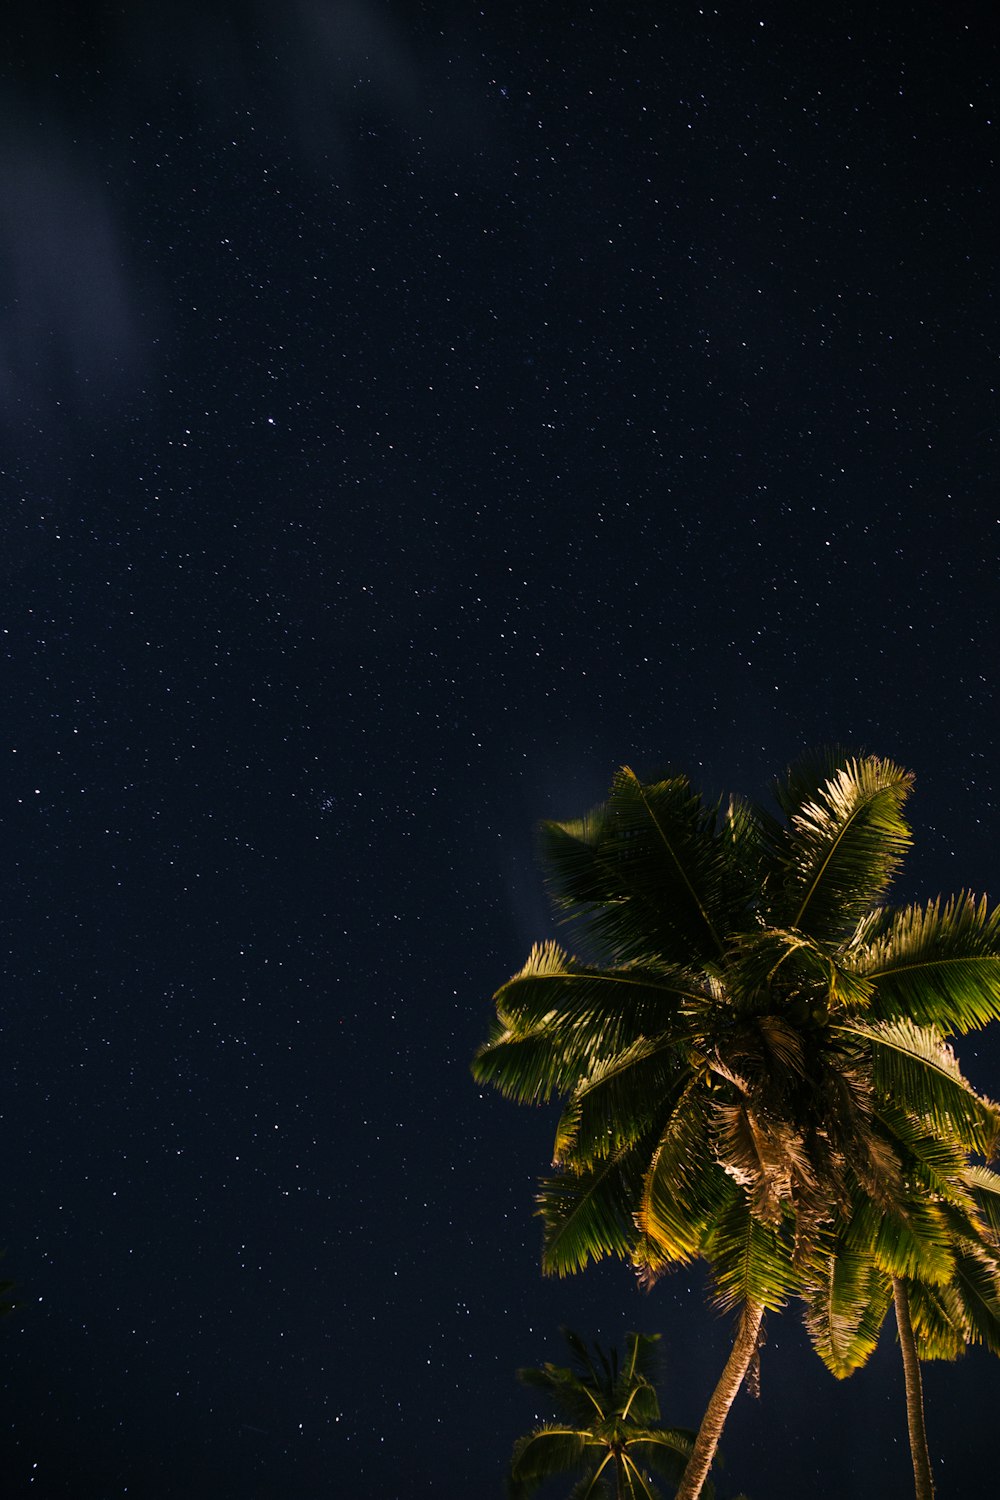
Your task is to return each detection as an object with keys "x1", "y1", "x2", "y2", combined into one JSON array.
[{"x1": 0, "y1": 107, "x2": 146, "y2": 418}]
